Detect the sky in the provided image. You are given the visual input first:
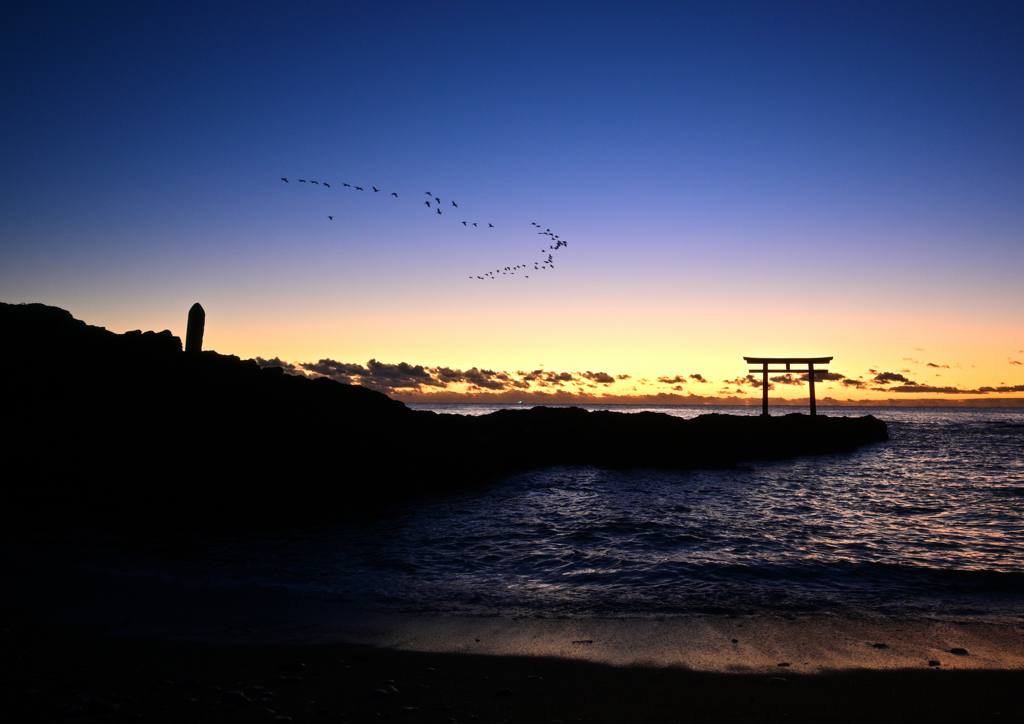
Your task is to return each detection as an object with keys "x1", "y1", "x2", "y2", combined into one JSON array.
[{"x1": 3, "y1": 1, "x2": 1023, "y2": 404}]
